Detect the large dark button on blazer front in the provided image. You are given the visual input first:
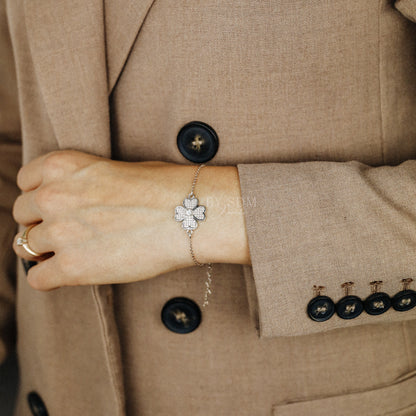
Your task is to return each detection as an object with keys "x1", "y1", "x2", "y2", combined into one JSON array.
[
  {"x1": 161, "y1": 297, "x2": 201, "y2": 334},
  {"x1": 177, "y1": 121, "x2": 219, "y2": 163},
  {"x1": 27, "y1": 392, "x2": 48, "y2": 416}
]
